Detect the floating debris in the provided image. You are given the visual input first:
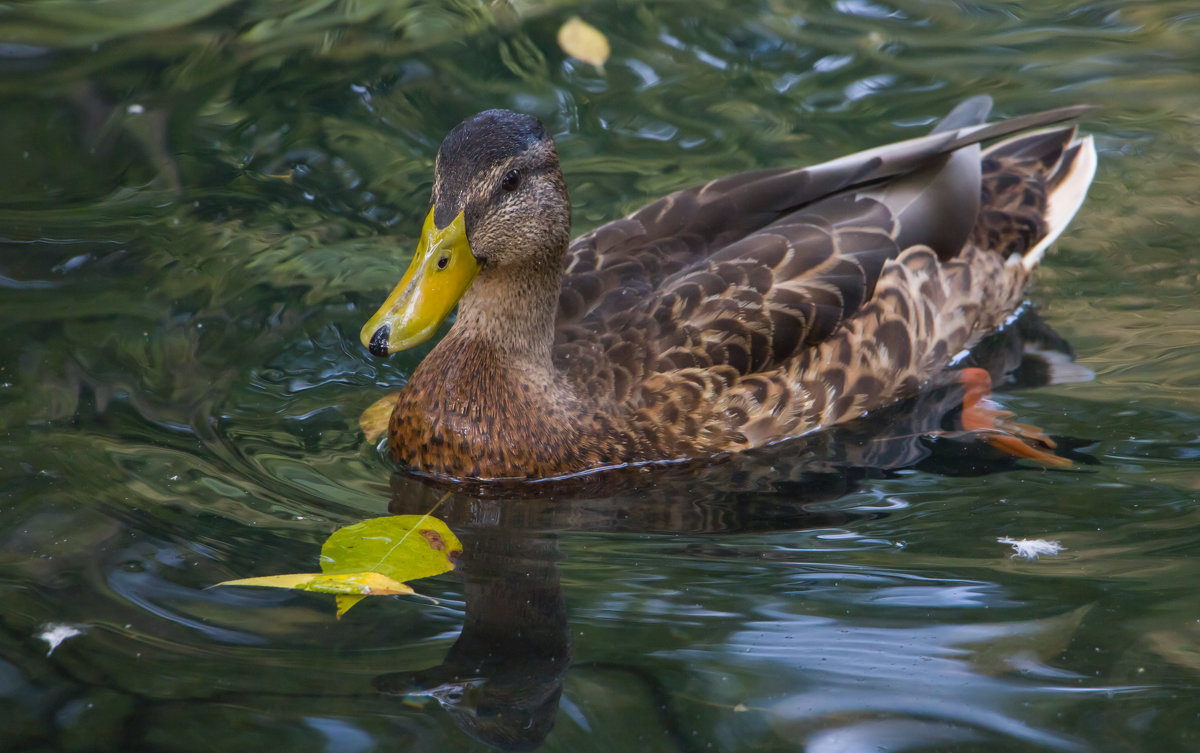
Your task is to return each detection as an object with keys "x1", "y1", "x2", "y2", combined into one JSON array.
[
  {"x1": 558, "y1": 17, "x2": 610, "y2": 67},
  {"x1": 38, "y1": 623, "x2": 85, "y2": 656},
  {"x1": 998, "y1": 537, "x2": 1064, "y2": 560}
]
